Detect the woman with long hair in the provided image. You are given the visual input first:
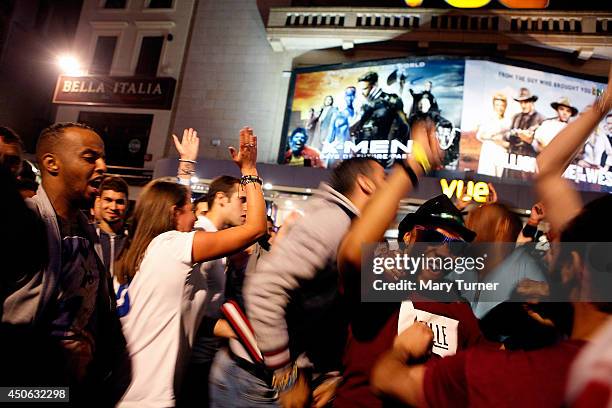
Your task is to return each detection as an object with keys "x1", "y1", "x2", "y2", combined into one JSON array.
[
  {"x1": 463, "y1": 202, "x2": 552, "y2": 349},
  {"x1": 115, "y1": 127, "x2": 267, "y2": 408}
]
